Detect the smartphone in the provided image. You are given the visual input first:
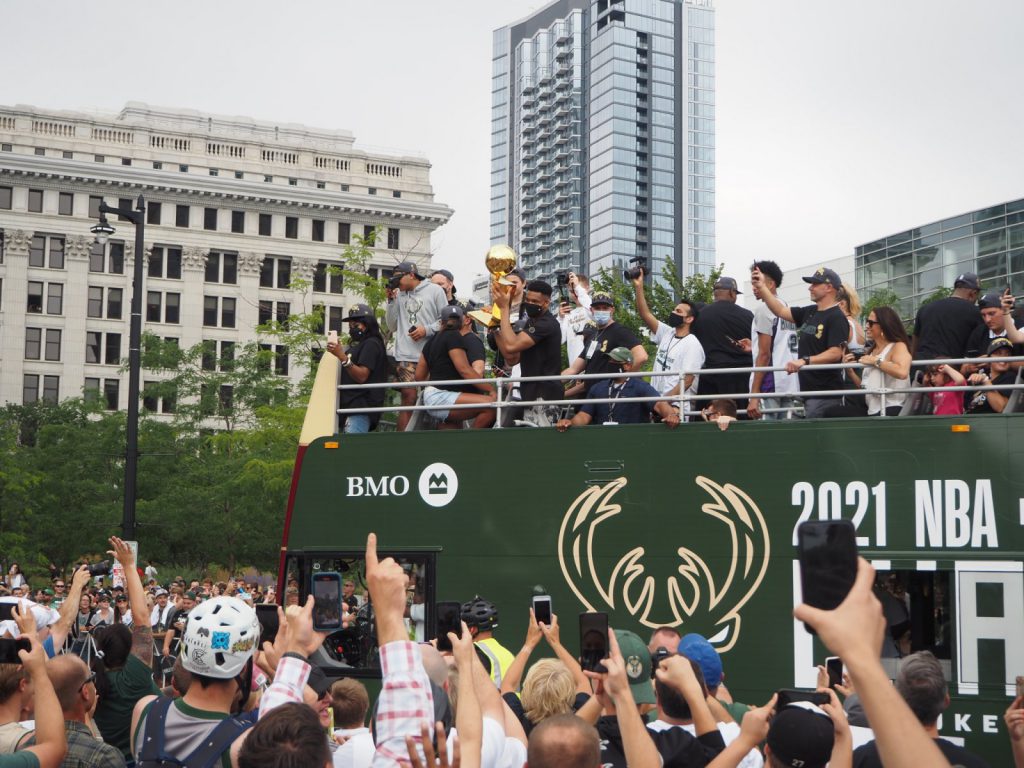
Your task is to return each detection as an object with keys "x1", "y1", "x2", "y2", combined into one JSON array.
[
  {"x1": 776, "y1": 688, "x2": 831, "y2": 708},
  {"x1": 797, "y1": 520, "x2": 858, "y2": 635},
  {"x1": 327, "y1": 330, "x2": 338, "y2": 346},
  {"x1": 311, "y1": 572, "x2": 343, "y2": 632},
  {"x1": 825, "y1": 656, "x2": 843, "y2": 689},
  {"x1": 255, "y1": 604, "x2": 280, "y2": 645},
  {"x1": 0, "y1": 638, "x2": 31, "y2": 664},
  {"x1": 533, "y1": 595, "x2": 552, "y2": 626},
  {"x1": 435, "y1": 601, "x2": 462, "y2": 653},
  {"x1": 0, "y1": 603, "x2": 15, "y2": 622},
  {"x1": 579, "y1": 611, "x2": 609, "y2": 673},
  {"x1": 408, "y1": 325, "x2": 419, "y2": 335}
]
